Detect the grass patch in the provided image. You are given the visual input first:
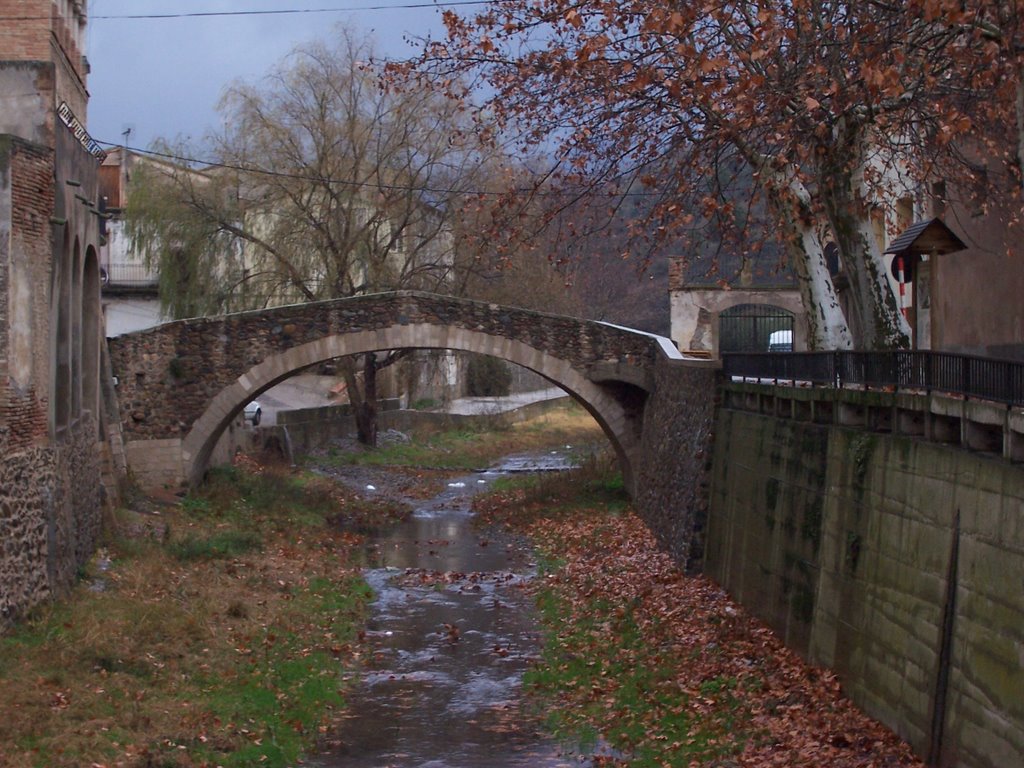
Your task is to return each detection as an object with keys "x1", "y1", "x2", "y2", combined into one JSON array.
[
  {"x1": 320, "y1": 401, "x2": 605, "y2": 471},
  {"x1": 168, "y1": 529, "x2": 263, "y2": 561},
  {"x1": 0, "y1": 458, "x2": 372, "y2": 768},
  {"x1": 473, "y1": 450, "x2": 629, "y2": 530},
  {"x1": 525, "y1": 561, "x2": 747, "y2": 766}
]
